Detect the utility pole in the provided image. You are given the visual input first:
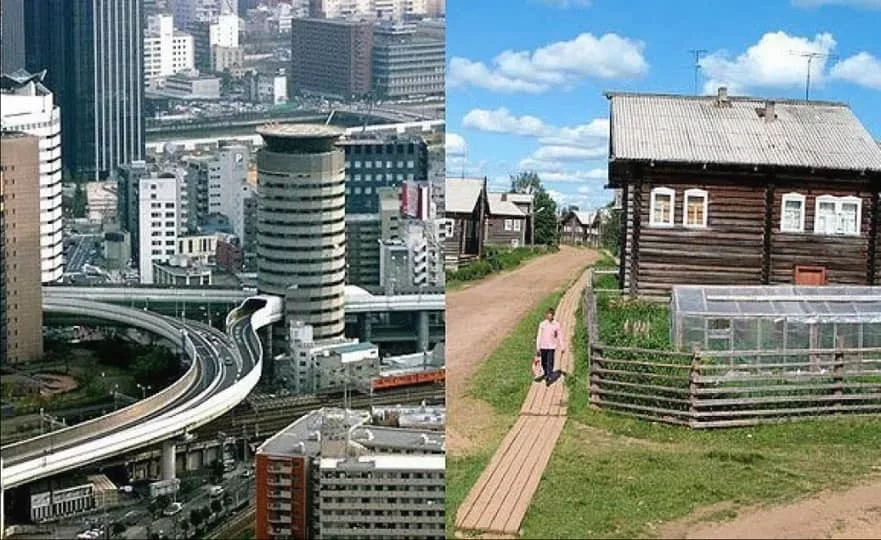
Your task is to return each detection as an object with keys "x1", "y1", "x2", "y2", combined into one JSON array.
[
  {"x1": 790, "y1": 50, "x2": 837, "y2": 100},
  {"x1": 688, "y1": 49, "x2": 708, "y2": 95}
]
